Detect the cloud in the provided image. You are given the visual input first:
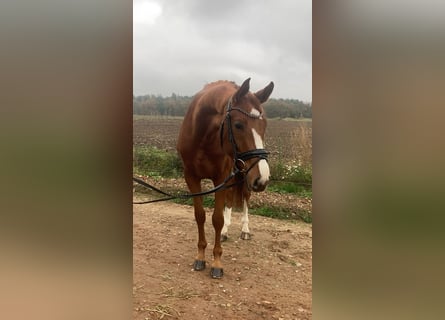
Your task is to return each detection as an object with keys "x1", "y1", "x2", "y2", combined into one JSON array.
[
  {"x1": 133, "y1": 0, "x2": 312, "y2": 101},
  {"x1": 133, "y1": 1, "x2": 162, "y2": 25}
]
